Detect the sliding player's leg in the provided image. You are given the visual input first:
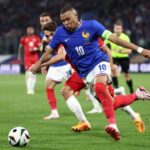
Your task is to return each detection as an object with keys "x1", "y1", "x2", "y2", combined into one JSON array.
[
  {"x1": 109, "y1": 85, "x2": 145, "y2": 133},
  {"x1": 84, "y1": 87, "x2": 102, "y2": 114},
  {"x1": 61, "y1": 72, "x2": 91, "y2": 132}
]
